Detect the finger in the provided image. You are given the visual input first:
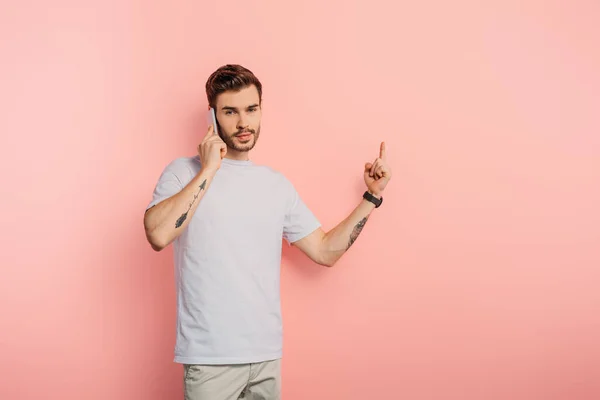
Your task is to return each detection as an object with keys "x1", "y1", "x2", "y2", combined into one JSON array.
[
  {"x1": 370, "y1": 158, "x2": 381, "y2": 177},
  {"x1": 203, "y1": 124, "x2": 215, "y2": 141},
  {"x1": 375, "y1": 164, "x2": 387, "y2": 178},
  {"x1": 208, "y1": 133, "x2": 225, "y2": 144},
  {"x1": 379, "y1": 142, "x2": 387, "y2": 160}
]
